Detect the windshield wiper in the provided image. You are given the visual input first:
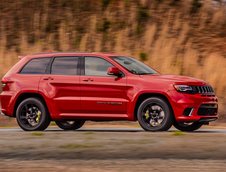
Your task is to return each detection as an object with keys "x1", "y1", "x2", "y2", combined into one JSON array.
[
  {"x1": 130, "y1": 69, "x2": 139, "y2": 74},
  {"x1": 137, "y1": 72, "x2": 155, "y2": 75}
]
